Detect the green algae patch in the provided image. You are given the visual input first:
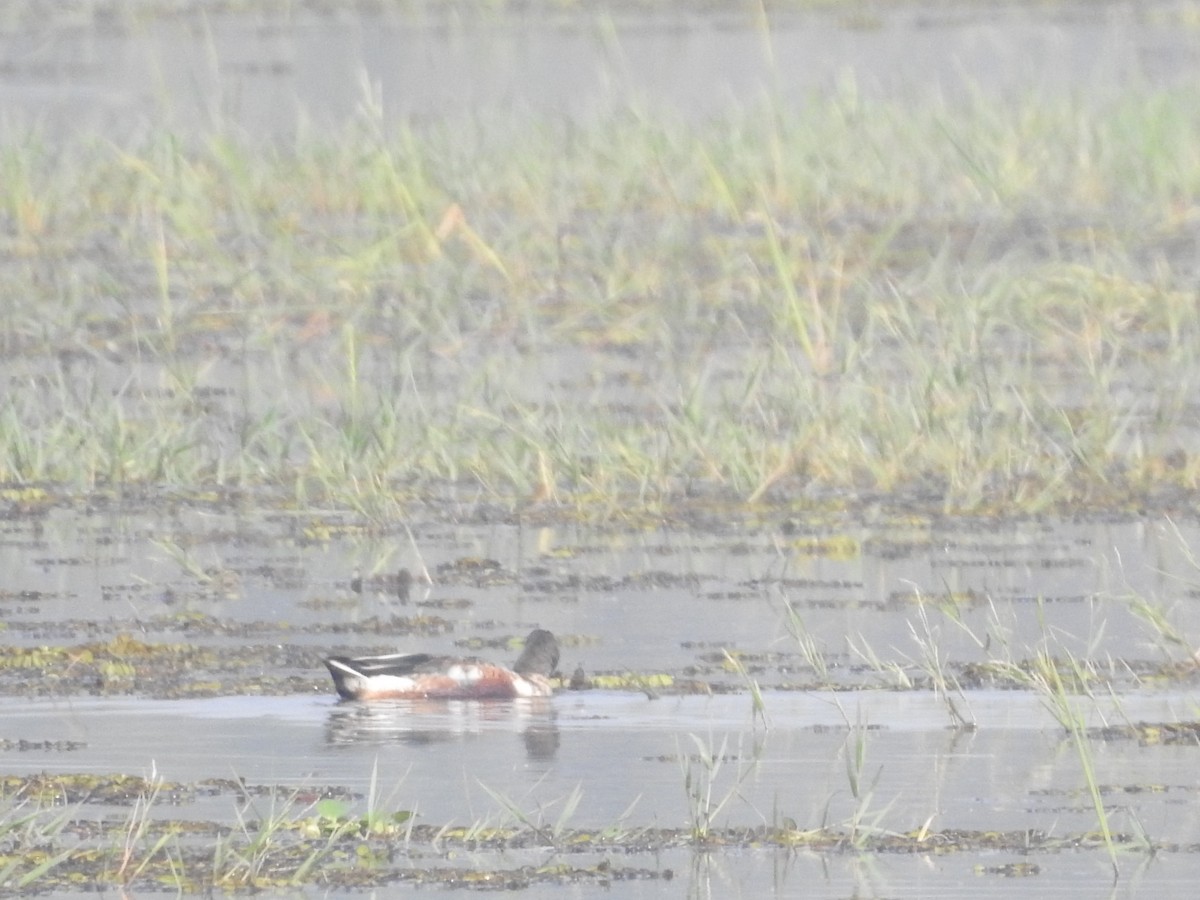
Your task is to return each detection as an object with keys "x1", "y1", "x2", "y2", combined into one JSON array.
[
  {"x1": 1091, "y1": 721, "x2": 1200, "y2": 746},
  {"x1": 0, "y1": 636, "x2": 277, "y2": 699},
  {"x1": 0, "y1": 772, "x2": 189, "y2": 805},
  {"x1": 789, "y1": 534, "x2": 861, "y2": 560},
  {"x1": 574, "y1": 672, "x2": 675, "y2": 692},
  {"x1": 0, "y1": 634, "x2": 189, "y2": 685},
  {"x1": 300, "y1": 520, "x2": 372, "y2": 543},
  {"x1": 0, "y1": 486, "x2": 49, "y2": 505}
]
